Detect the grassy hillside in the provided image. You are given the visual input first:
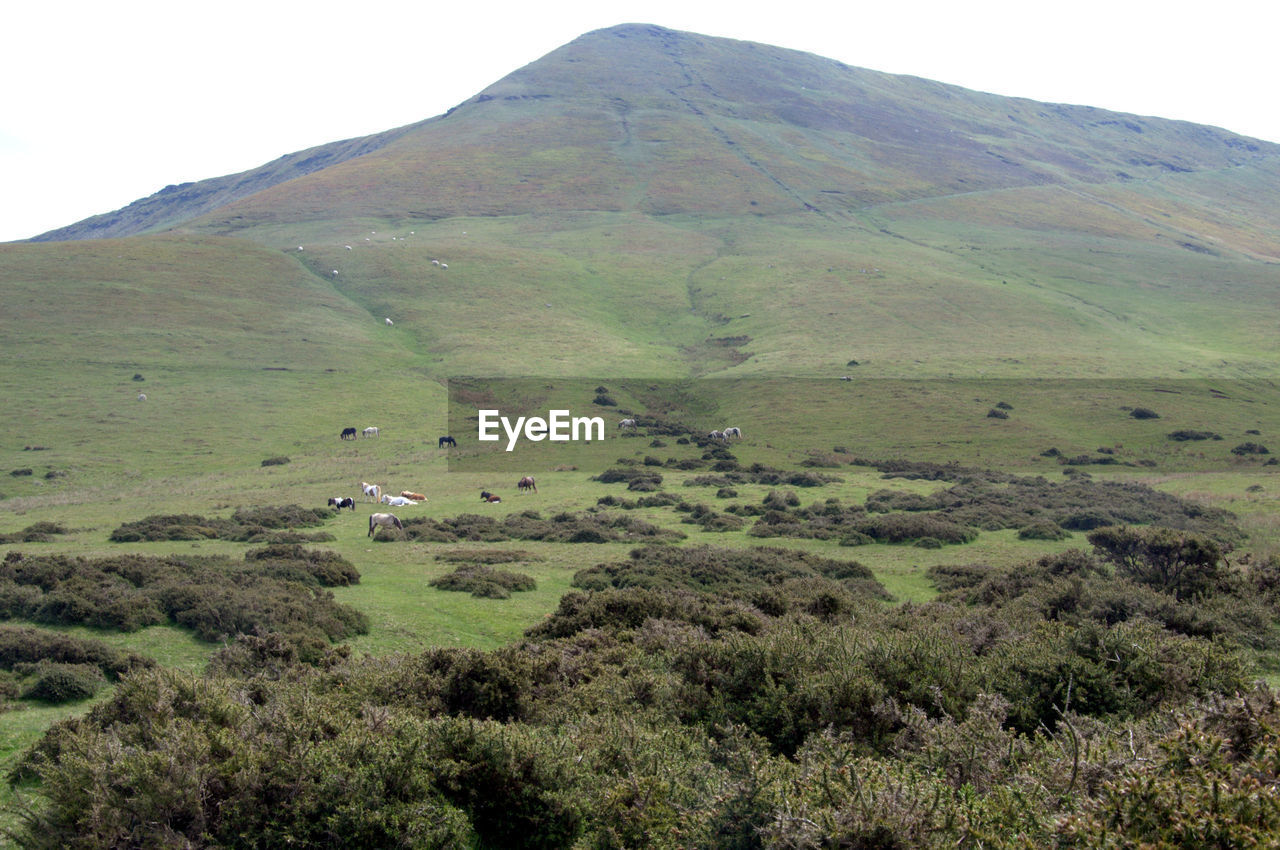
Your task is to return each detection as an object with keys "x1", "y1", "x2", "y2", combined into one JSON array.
[{"x1": 4, "y1": 25, "x2": 1280, "y2": 841}]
